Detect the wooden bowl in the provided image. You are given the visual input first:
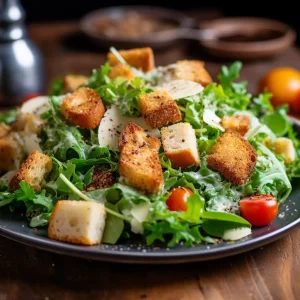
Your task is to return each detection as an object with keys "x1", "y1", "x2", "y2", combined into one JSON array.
[
  {"x1": 80, "y1": 6, "x2": 193, "y2": 50},
  {"x1": 198, "y1": 17, "x2": 296, "y2": 60}
]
